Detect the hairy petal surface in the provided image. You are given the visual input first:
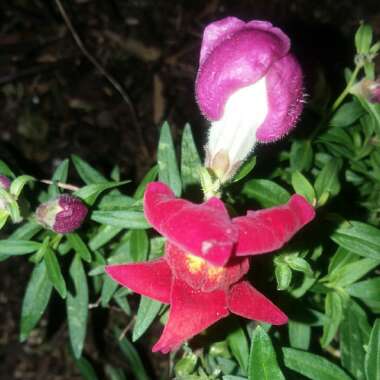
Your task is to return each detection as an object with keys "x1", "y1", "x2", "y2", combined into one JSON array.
[
  {"x1": 144, "y1": 182, "x2": 237, "y2": 266},
  {"x1": 228, "y1": 280, "x2": 288, "y2": 325},
  {"x1": 256, "y1": 54, "x2": 303, "y2": 142},
  {"x1": 234, "y1": 194, "x2": 315, "y2": 256},
  {"x1": 196, "y1": 26, "x2": 289, "y2": 121},
  {"x1": 105, "y1": 259, "x2": 172, "y2": 304},
  {"x1": 152, "y1": 278, "x2": 229, "y2": 353}
]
